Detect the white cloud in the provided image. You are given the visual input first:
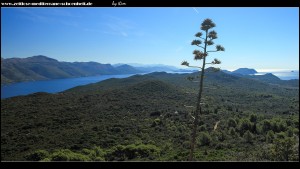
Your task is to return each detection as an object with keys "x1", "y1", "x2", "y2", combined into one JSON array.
[{"x1": 193, "y1": 8, "x2": 199, "y2": 14}]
